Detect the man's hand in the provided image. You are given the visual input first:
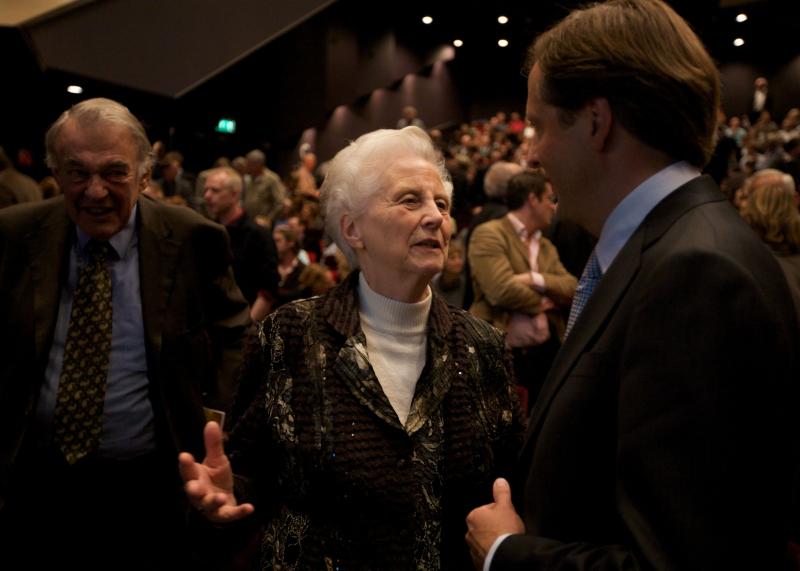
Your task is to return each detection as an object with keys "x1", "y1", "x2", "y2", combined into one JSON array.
[
  {"x1": 465, "y1": 478, "x2": 525, "y2": 569},
  {"x1": 178, "y1": 421, "x2": 255, "y2": 523}
]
